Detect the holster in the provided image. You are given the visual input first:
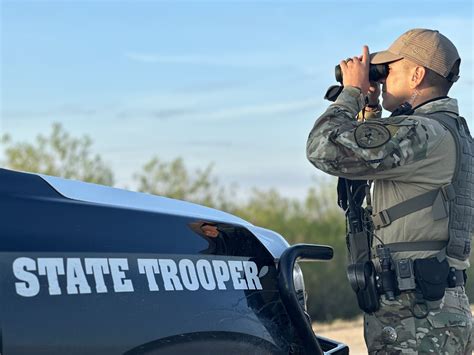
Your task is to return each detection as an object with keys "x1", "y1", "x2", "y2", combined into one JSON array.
[
  {"x1": 347, "y1": 261, "x2": 380, "y2": 313},
  {"x1": 340, "y1": 177, "x2": 380, "y2": 313},
  {"x1": 347, "y1": 231, "x2": 380, "y2": 313}
]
